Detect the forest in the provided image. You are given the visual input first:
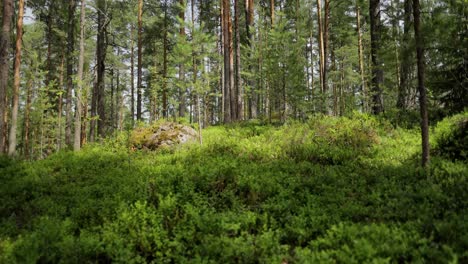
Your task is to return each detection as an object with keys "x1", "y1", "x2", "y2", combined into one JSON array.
[{"x1": 0, "y1": 0, "x2": 467, "y2": 262}]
